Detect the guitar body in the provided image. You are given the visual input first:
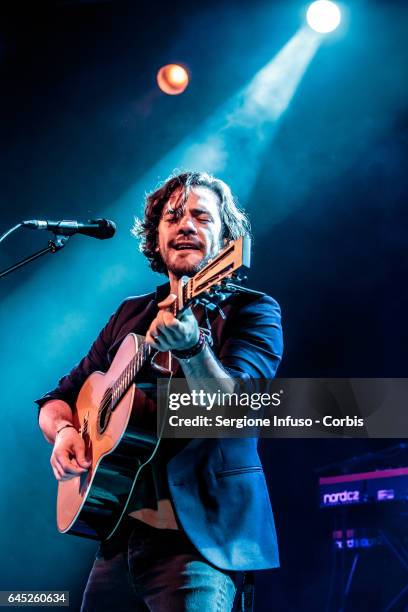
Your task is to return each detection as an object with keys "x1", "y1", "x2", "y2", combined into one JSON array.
[{"x1": 56, "y1": 333, "x2": 170, "y2": 541}]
